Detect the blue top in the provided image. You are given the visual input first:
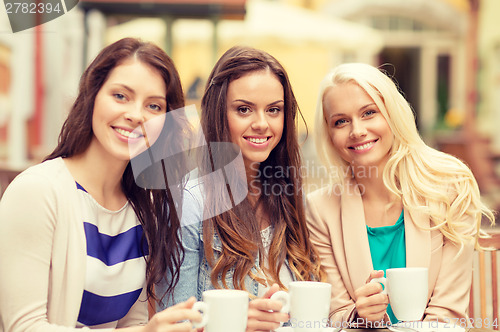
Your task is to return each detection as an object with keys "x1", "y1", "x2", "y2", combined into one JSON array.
[
  {"x1": 156, "y1": 178, "x2": 295, "y2": 309},
  {"x1": 366, "y1": 210, "x2": 406, "y2": 324},
  {"x1": 75, "y1": 182, "x2": 148, "y2": 328}
]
